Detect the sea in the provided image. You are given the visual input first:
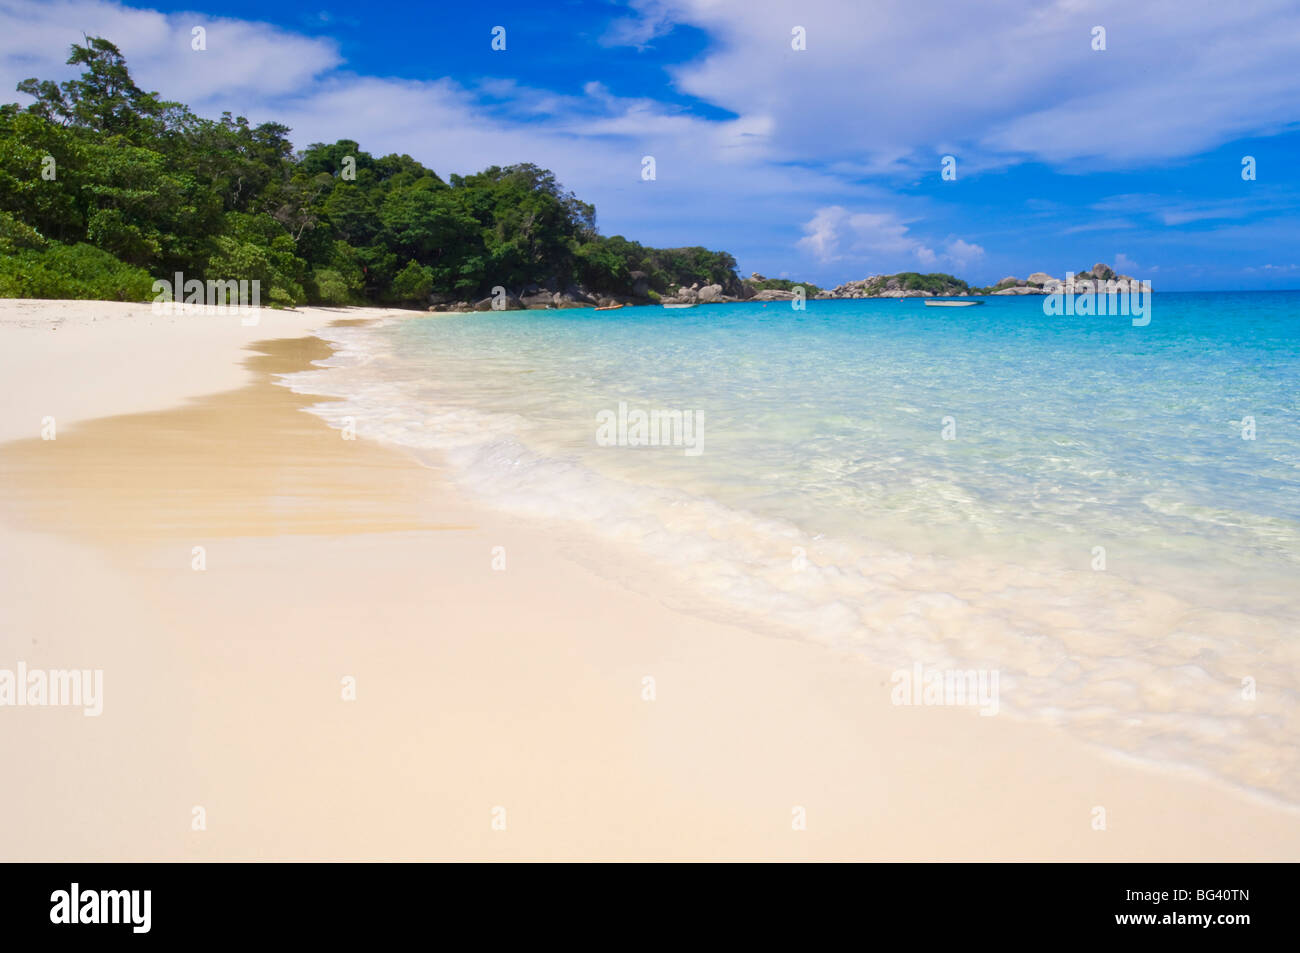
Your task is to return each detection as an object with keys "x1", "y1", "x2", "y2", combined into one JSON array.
[{"x1": 282, "y1": 292, "x2": 1300, "y2": 803}]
